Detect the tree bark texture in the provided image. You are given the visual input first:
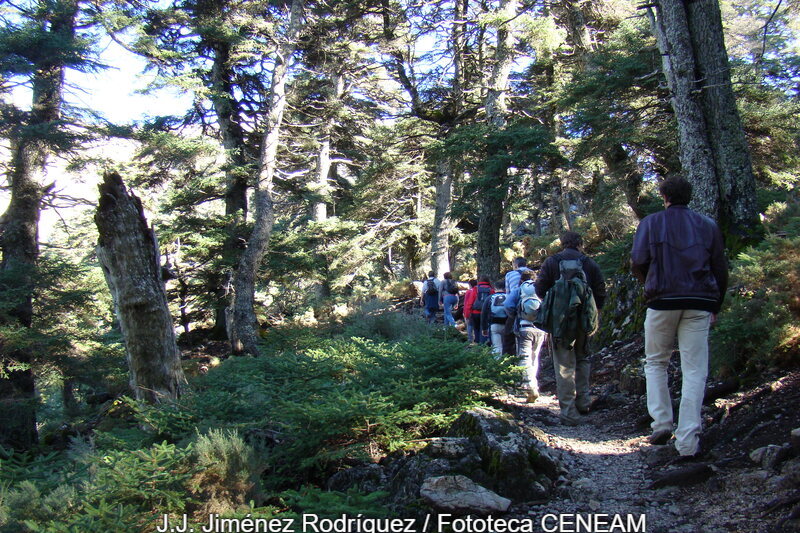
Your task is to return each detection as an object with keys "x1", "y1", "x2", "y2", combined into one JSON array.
[
  {"x1": 649, "y1": 1, "x2": 720, "y2": 219},
  {"x1": 650, "y1": 0, "x2": 759, "y2": 240},
  {"x1": 229, "y1": 0, "x2": 304, "y2": 356},
  {"x1": 684, "y1": 0, "x2": 759, "y2": 240},
  {"x1": 0, "y1": 0, "x2": 78, "y2": 450},
  {"x1": 205, "y1": 2, "x2": 251, "y2": 339},
  {"x1": 312, "y1": 70, "x2": 344, "y2": 222},
  {"x1": 0, "y1": 142, "x2": 45, "y2": 449},
  {"x1": 428, "y1": 0, "x2": 467, "y2": 277},
  {"x1": 431, "y1": 159, "x2": 455, "y2": 276},
  {"x1": 95, "y1": 172, "x2": 186, "y2": 403},
  {"x1": 603, "y1": 145, "x2": 647, "y2": 219},
  {"x1": 477, "y1": 0, "x2": 517, "y2": 281}
]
